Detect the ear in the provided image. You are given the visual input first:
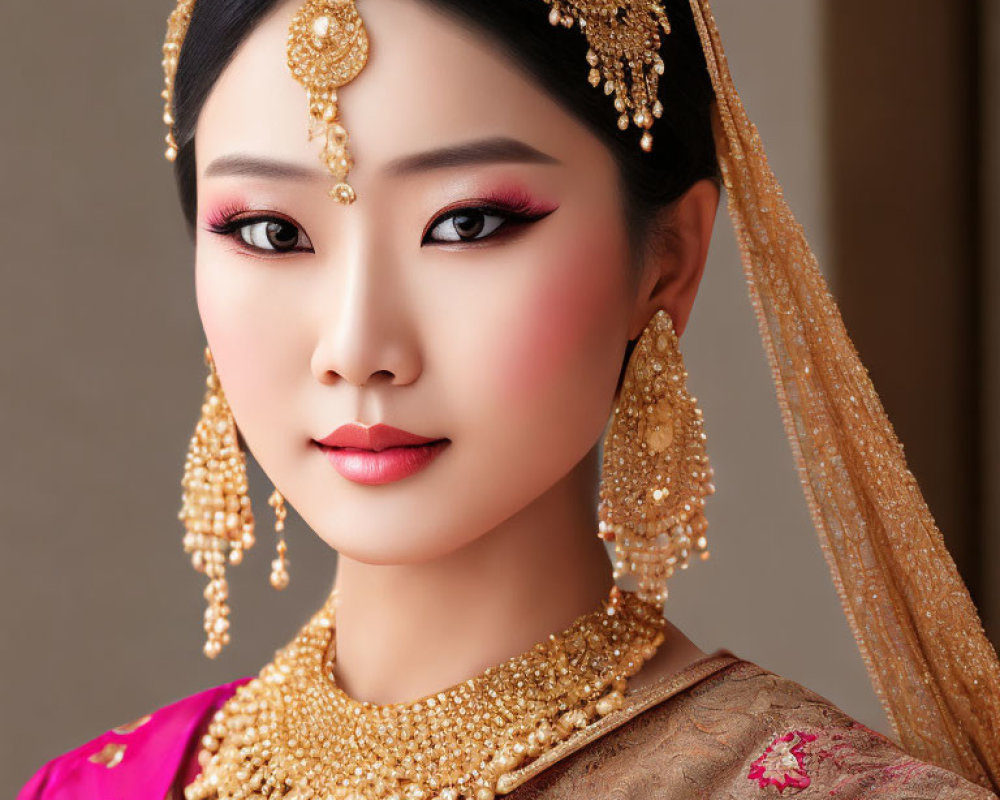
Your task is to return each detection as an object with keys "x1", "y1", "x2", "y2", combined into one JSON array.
[{"x1": 628, "y1": 178, "x2": 720, "y2": 340}]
